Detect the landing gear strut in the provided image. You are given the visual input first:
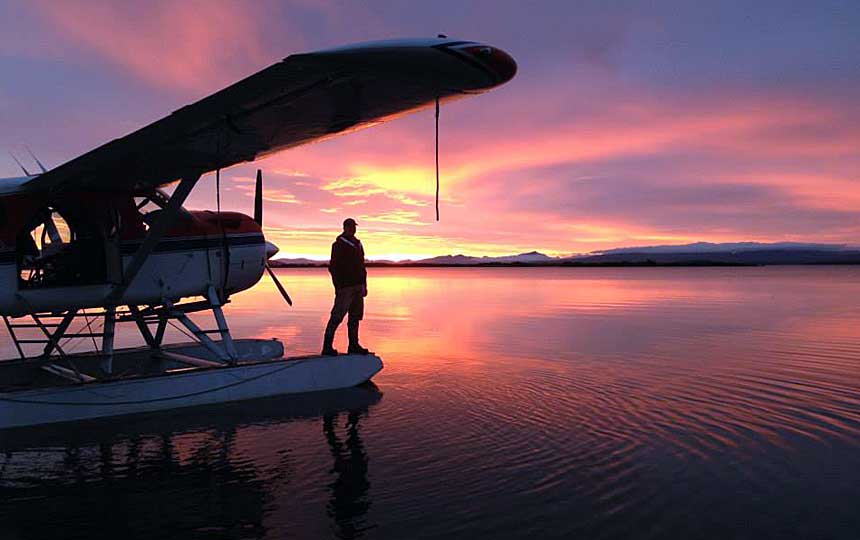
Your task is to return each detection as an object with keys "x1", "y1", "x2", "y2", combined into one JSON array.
[{"x1": 2, "y1": 296, "x2": 241, "y2": 379}]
